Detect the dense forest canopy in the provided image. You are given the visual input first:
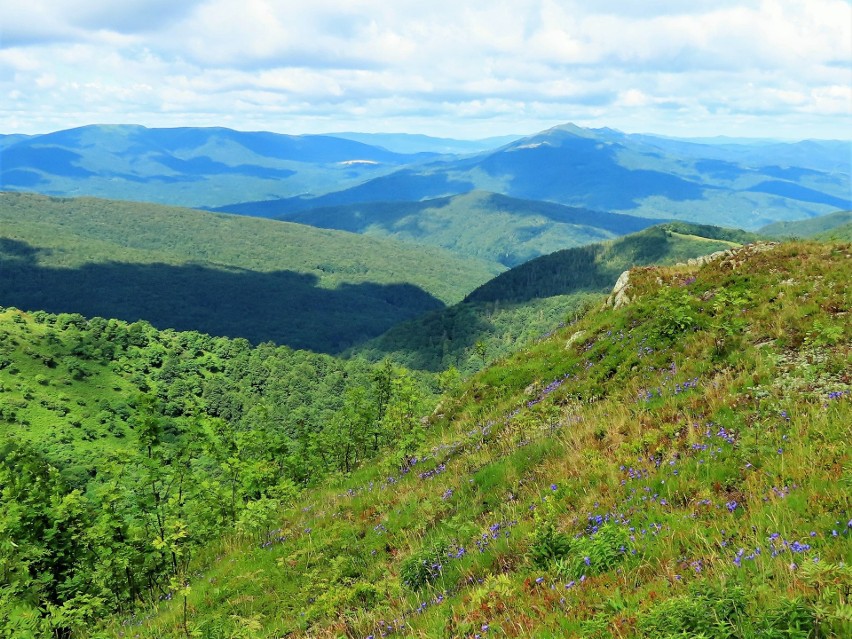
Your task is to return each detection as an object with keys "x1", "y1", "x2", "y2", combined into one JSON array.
[
  {"x1": 0, "y1": 192, "x2": 501, "y2": 352},
  {"x1": 0, "y1": 306, "x2": 445, "y2": 635}
]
